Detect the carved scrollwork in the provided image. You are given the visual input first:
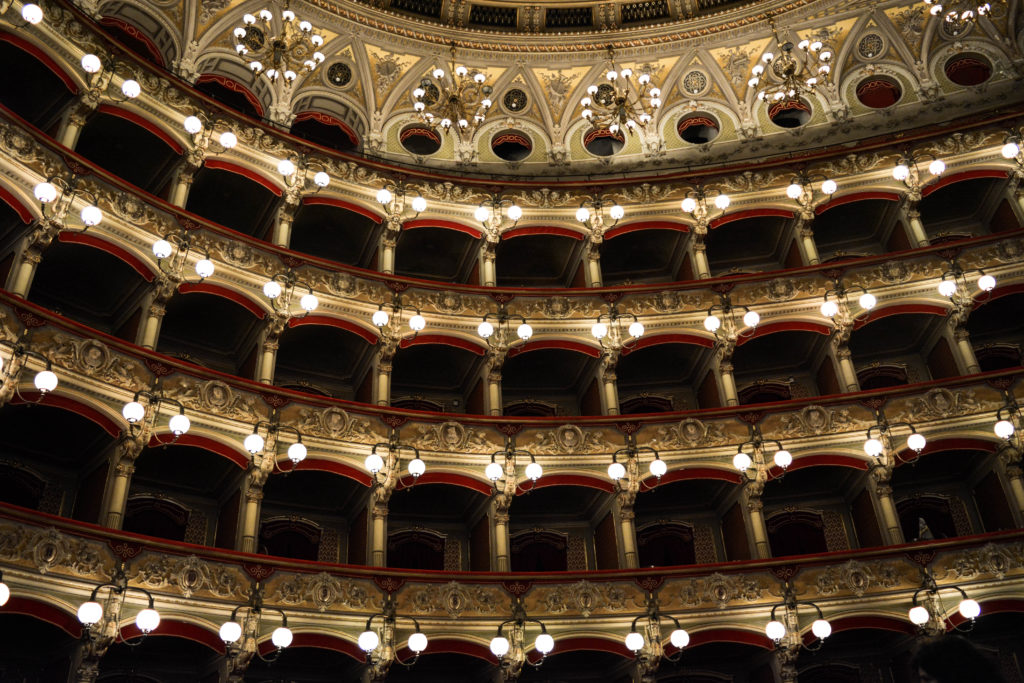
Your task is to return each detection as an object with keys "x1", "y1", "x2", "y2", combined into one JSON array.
[
  {"x1": 408, "y1": 580, "x2": 500, "y2": 618},
  {"x1": 896, "y1": 388, "x2": 980, "y2": 422},
  {"x1": 813, "y1": 559, "x2": 900, "y2": 597},
  {"x1": 415, "y1": 421, "x2": 495, "y2": 452},
  {"x1": 679, "y1": 572, "x2": 766, "y2": 608},
  {"x1": 652, "y1": 418, "x2": 728, "y2": 449},
  {"x1": 776, "y1": 405, "x2": 855, "y2": 438},
  {"x1": 132, "y1": 554, "x2": 247, "y2": 599},
  {"x1": 537, "y1": 580, "x2": 627, "y2": 617},
  {"x1": 273, "y1": 571, "x2": 371, "y2": 611},
  {"x1": 532, "y1": 424, "x2": 613, "y2": 454},
  {"x1": 173, "y1": 379, "x2": 262, "y2": 421},
  {"x1": 297, "y1": 407, "x2": 375, "y2": 442},
  {"x1": 45, "y1": 335, "x2": 145, "y2": 390}
]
